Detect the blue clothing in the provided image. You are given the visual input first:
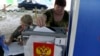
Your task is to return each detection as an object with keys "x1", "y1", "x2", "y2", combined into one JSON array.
[{"x1": 0, "y1": 35, "x2": 9, "y2": 56}]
